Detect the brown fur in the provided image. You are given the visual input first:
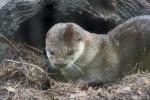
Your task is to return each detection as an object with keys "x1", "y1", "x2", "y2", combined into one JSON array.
[{"x1": 46, "y1": 15, "x2": 150, "y2": 84}]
